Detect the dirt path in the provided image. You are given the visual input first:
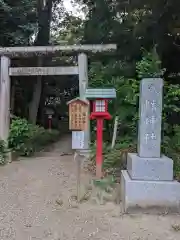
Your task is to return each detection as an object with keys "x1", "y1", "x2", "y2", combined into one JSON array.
[{"x1": 0, "y1": 135, "x2": 180, "y2": 240}]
